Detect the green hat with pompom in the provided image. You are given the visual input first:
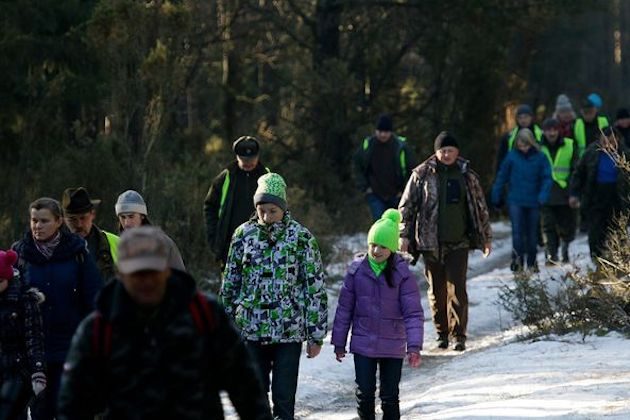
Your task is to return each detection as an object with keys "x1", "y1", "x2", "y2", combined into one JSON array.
[
  {"x1": 254, "y1": 172, "x2": 287, "y2": 210},
  {"x1": 367, "y1": 209, "x2": 401, "y2": 252}
]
